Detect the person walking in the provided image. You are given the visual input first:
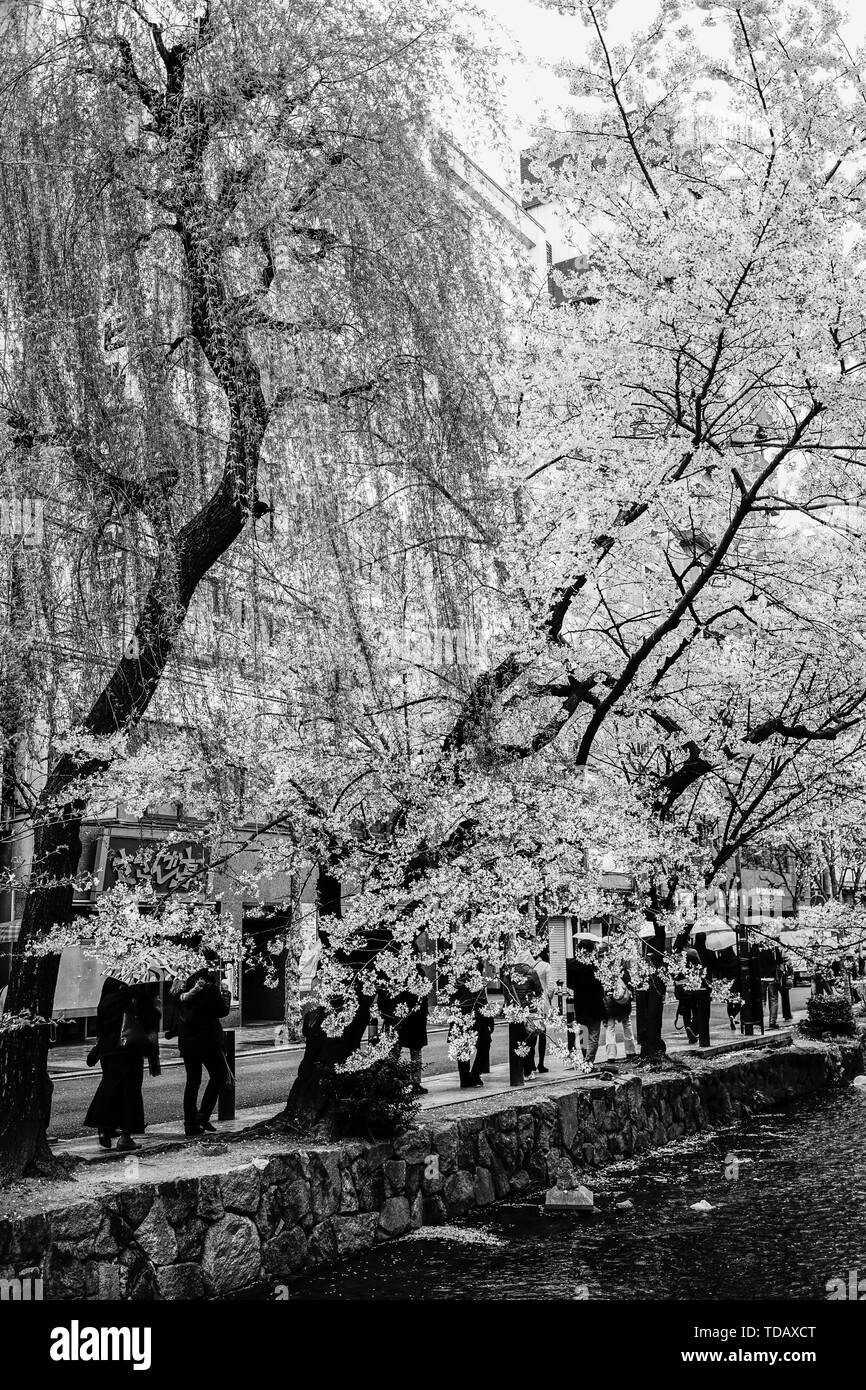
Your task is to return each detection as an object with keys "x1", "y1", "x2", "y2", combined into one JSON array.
[
  {"x1": 84, "y1": 974, "x2": 159, "y2": 1151},
  {"x1": 532, "y1": 946, "x2": 556, "y2": 1073},
  {"x1": 566, "y1": 943, "x2": 605, "y2": 1067},
  {"x1": 757, "y1": 941, "x2": 784, "y2": 1028},
  {"x1": 169, "y1": 968, "x2": 232, "y2": 1135},
  {"x1": 779, "y1": 951, "x2": 795, "y2": 1022},
  {"x1": 600, "y1": 963, "x2": 637, "y2": 1061}
]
